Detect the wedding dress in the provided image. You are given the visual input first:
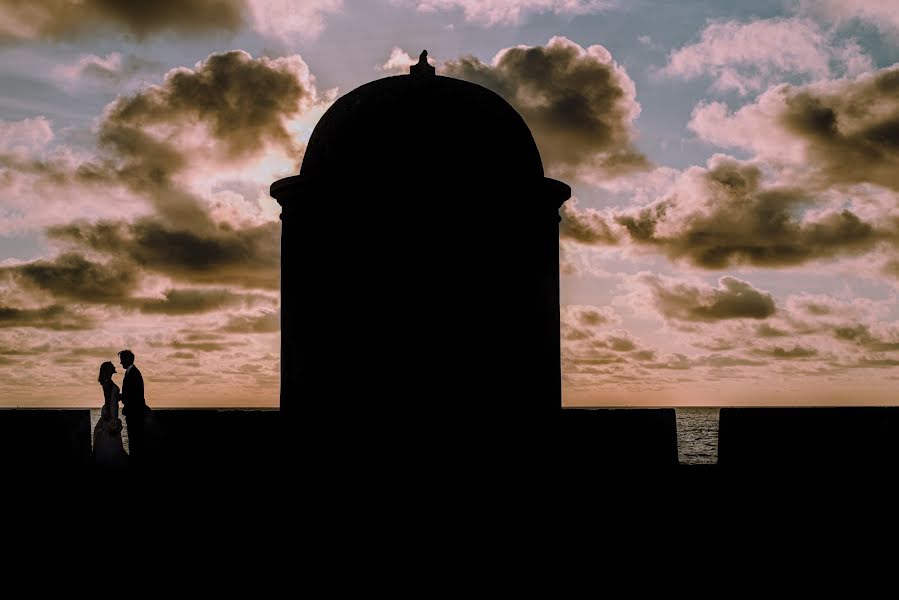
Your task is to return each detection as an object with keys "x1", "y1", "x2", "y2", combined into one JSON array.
[{"x1": 93, "y1": 383, "x2": 128, "y2": 469}]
